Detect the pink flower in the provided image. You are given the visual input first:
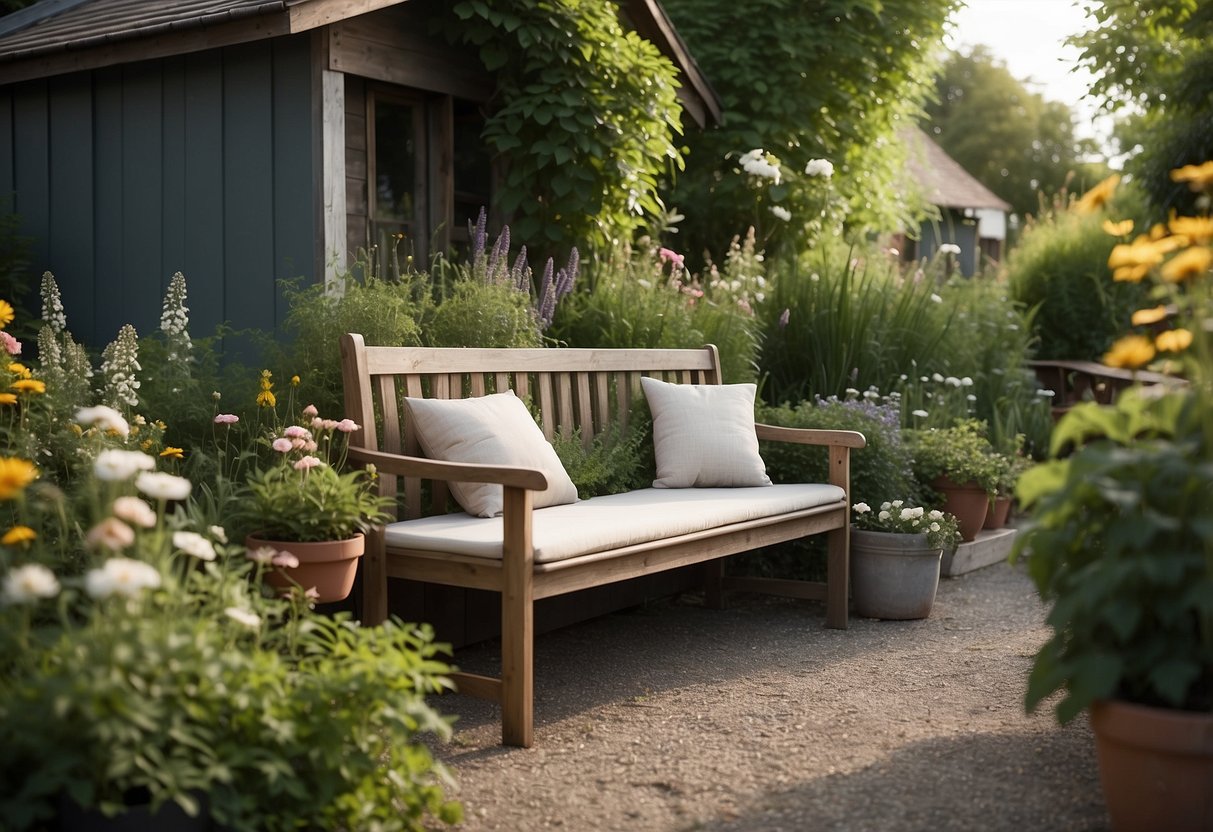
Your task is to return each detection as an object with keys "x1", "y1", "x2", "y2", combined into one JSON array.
[
  {"x1": 311, "y1": 417, "x2": 324, "y2": 430},
  {"x1": 335, "y1": 418, "x2": 360, "y2": 433},
  {"x1": 293, "y1": 455, "x2": 322, "y2": 471},
  {"x1": 321, "y1": 419, "x2": 339, "y2": 431},
  {"x1": 305, "y1": 586, "x2": 320, "y2": 601},
  {"x1": 271, "y1": 551, "x2": 299, "y2": 568},
  {"x1": 0, "y1": 331, "x2": 21, "y2": 355},
  {"x1": 778, "y1": 308, "x2": 791, "y2": 328},
  {"x1": 303, "y1": 440, "x2": 318, "y2": 452},
  {"x1": 284, "y1": 425, "x2": 310, "y2": 439},
  {"x1": 246, "y1": 546, "x2": 276, "y2": 565},
  {"x1": 302, "y1": 404, "x2": 318, "y2": 418},
  {"x1": 271, "y1": 437, "x2": 293, "y2": 453},
  {"x1": 214, "y1": 413, "x2": 239, "y2": 424},
  {"x1": 86, "y1": 517, "x2": 135, "y2": 552},
  {"x1": 658, "y1": 247, "x2": 685, "y2": 268},
  {"x1": 290, "y1": 437, "x2": 307, "y2": 450}
]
